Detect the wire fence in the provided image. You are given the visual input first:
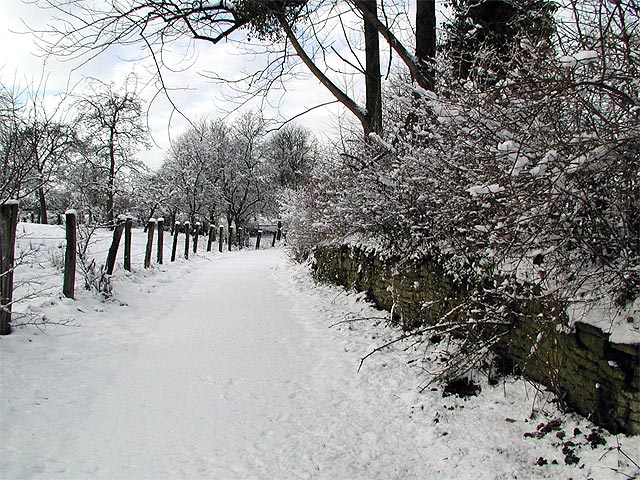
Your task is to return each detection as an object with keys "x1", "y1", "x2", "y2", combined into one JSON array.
[{"x1": 3, "y1": 212, "x2": 286, "y2": 331}]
